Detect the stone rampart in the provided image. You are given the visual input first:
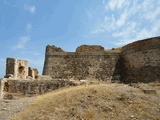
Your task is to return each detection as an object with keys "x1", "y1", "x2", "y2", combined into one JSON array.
[
  {"x1": 43, "y1": 45, "x2": 121, "y2": 81},
  {"x1": 121, "y1": 37, "x2": 160, "y2": 83}
]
